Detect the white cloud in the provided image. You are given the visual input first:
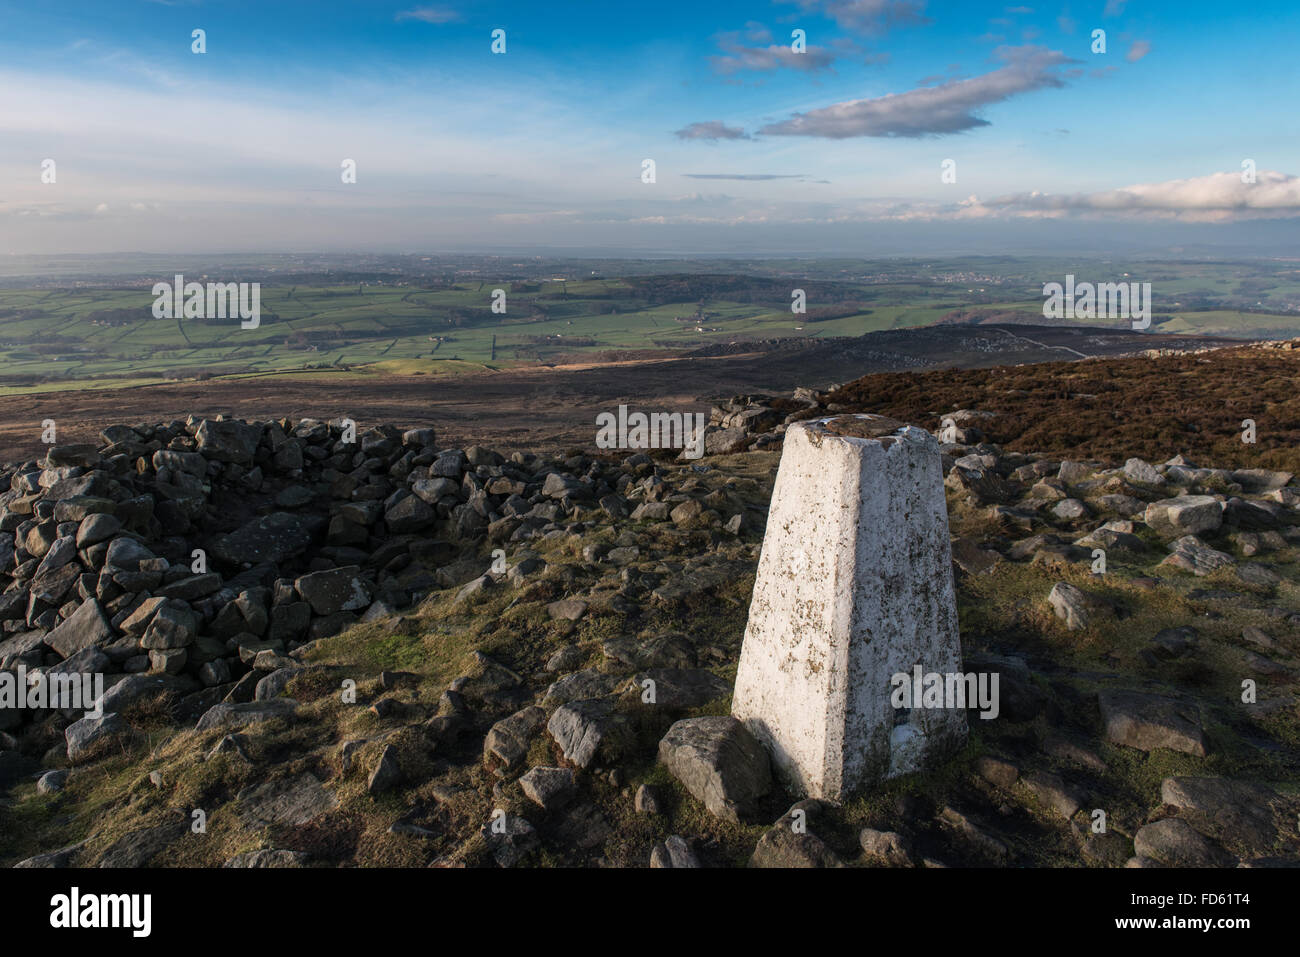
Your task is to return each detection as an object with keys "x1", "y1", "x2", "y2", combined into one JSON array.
[
  {"x1": 674, "y1": 121, "x2": 751, "y2": 141},
  {"x1": 395, "y1": 6, "x2": 462, "y2": 24},
  {"x1": 777, "y1": 0, "x2": 930, "y2": 34},
  {"x1": 1126, "y1": 40, "x2": 1151, "y2": 62},
  {"x1": 760, "y1": 45, "x2": 1074, "y2": 137},
  {"x1": 985, "y1": 170, "x2": 1300, "y2": 221},
  {"x1": 710, "y1": 34, "x2": 837, "y2": 74}
]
